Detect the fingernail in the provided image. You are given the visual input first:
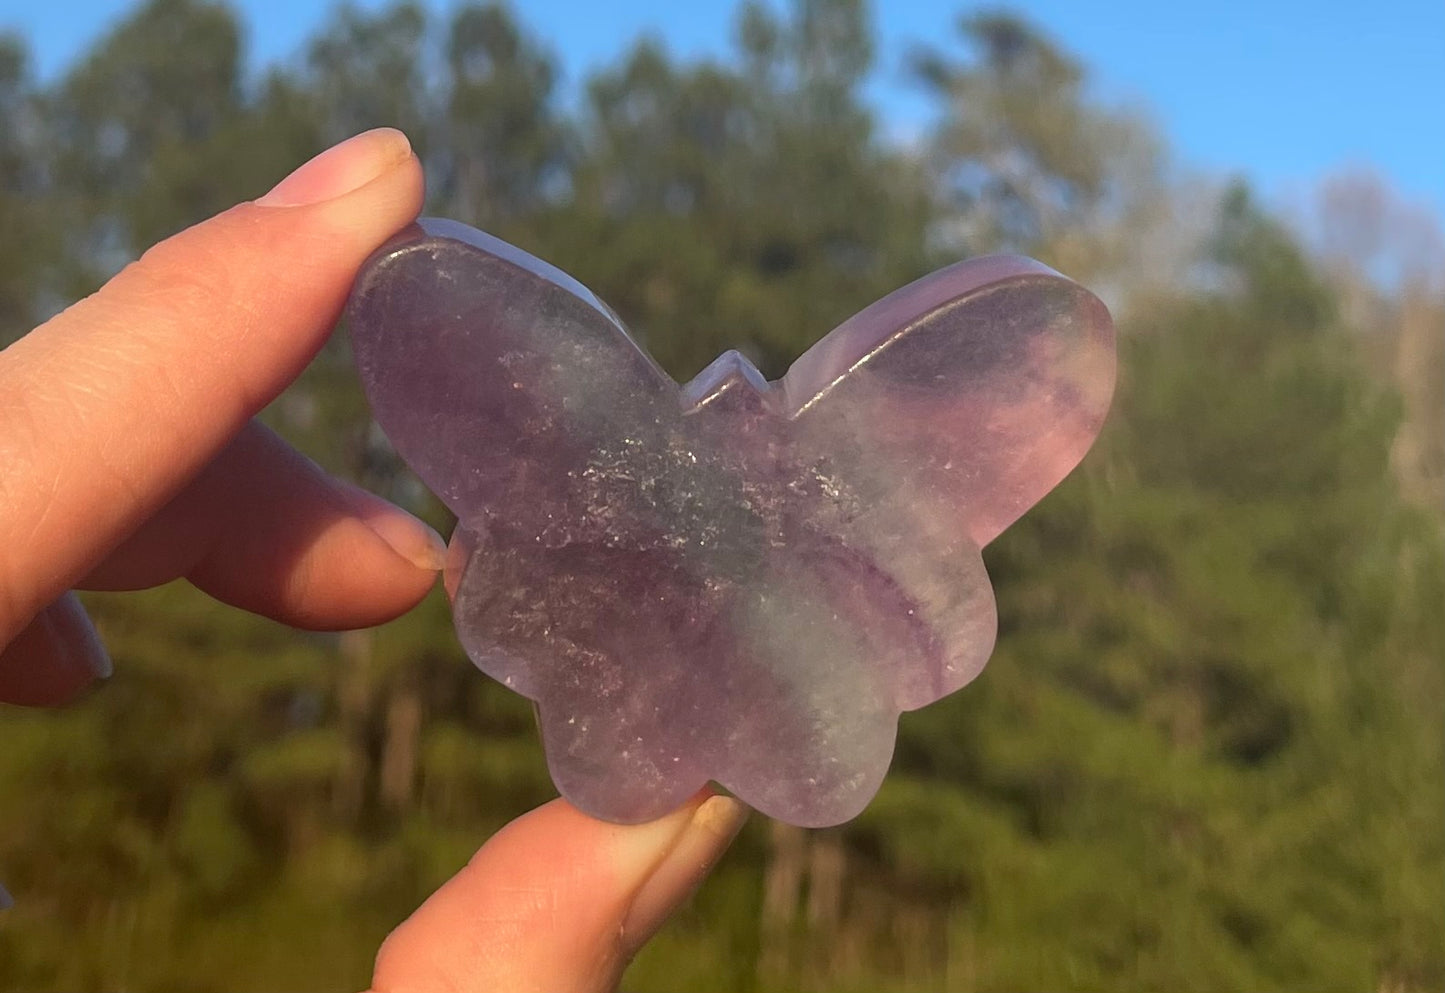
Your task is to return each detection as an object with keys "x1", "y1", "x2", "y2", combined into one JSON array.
[
  {"x1": 338, "y1": 481, "x2": 447, "y2": 572},
  {"x1": 0, "y1": 882, "x2": 13, "y2": 910},
  {"x1": 48, "y1": 592, "x2": 111, "y2": 683},
  {"x1": 442, "y1": 527, "x2": 480, "y2": 603},
  {"x1": 620, "y1": 794, "x2": 749, "y2": 953},
  {"x1": 75, "y1": 601, "x2": 113, "y2": 680},
  {"x1": 256, "y1": 128, "x2": 412, "y2": 207}
]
